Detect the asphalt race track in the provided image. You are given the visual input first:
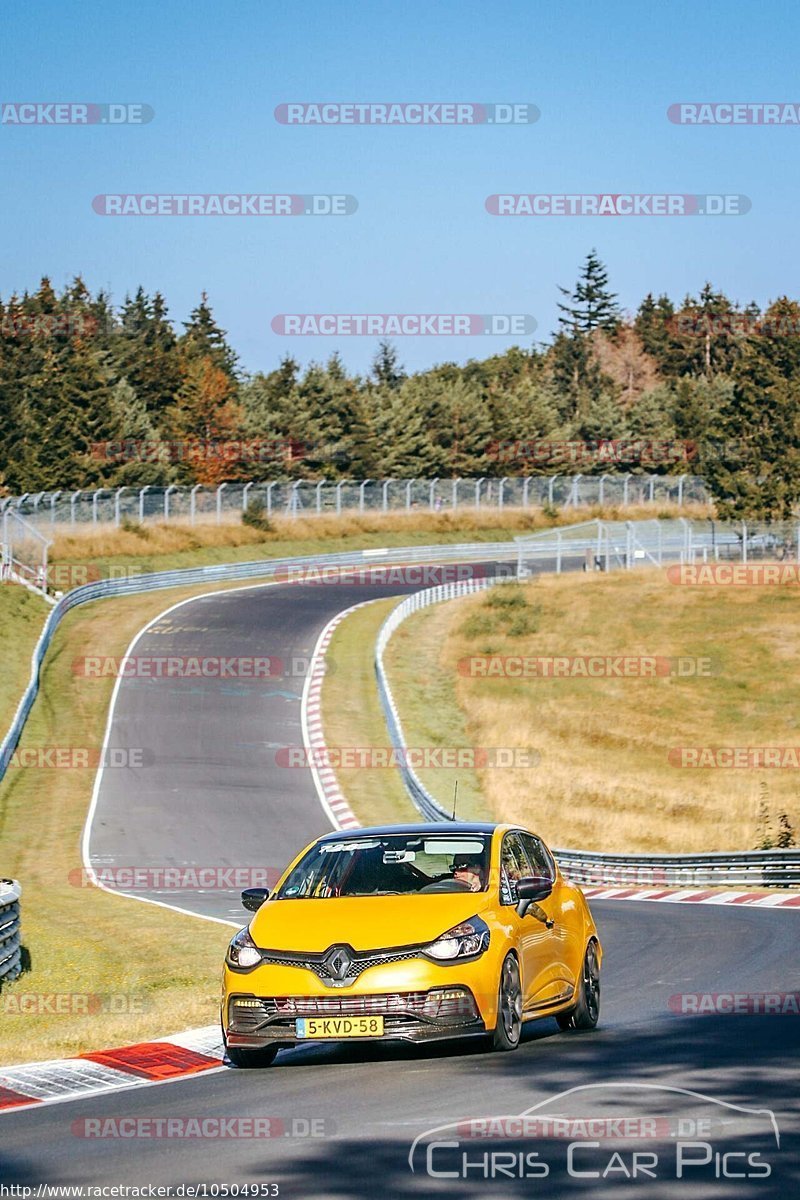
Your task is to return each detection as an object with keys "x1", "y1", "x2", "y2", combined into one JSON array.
[{"x1": 3, "y1": 563, "x2": 799, "y2": 1198}]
